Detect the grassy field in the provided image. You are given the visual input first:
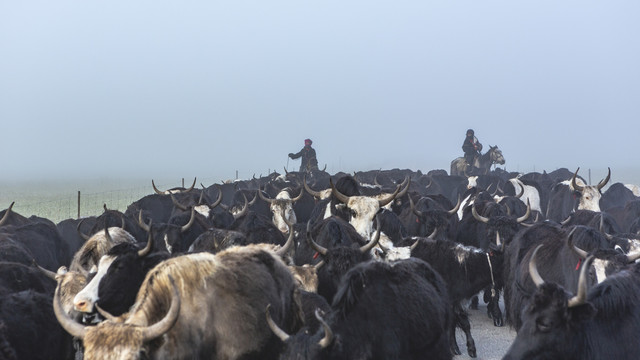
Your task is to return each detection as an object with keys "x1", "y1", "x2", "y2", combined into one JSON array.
[{"x1": 0, "y1": 177, "x2": 222, "y2": 223}]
